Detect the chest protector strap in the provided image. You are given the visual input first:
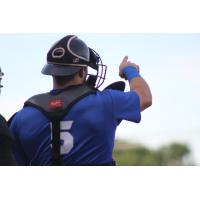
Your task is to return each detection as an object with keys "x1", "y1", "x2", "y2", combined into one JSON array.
[{"x1": 24, "y1": 84, "x2": 96, "y2": 166}]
